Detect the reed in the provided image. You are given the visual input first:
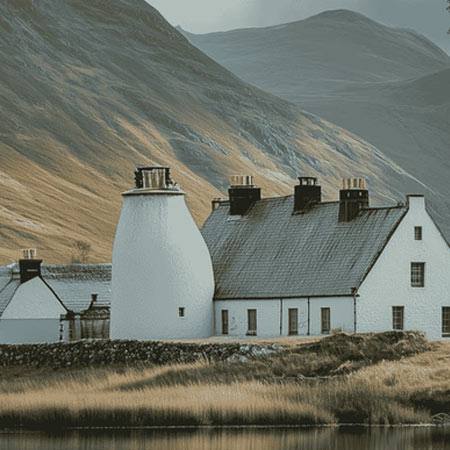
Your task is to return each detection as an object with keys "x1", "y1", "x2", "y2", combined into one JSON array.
[{"x1": 0, "y1": 340, "x2": 448, "y2": 428}]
